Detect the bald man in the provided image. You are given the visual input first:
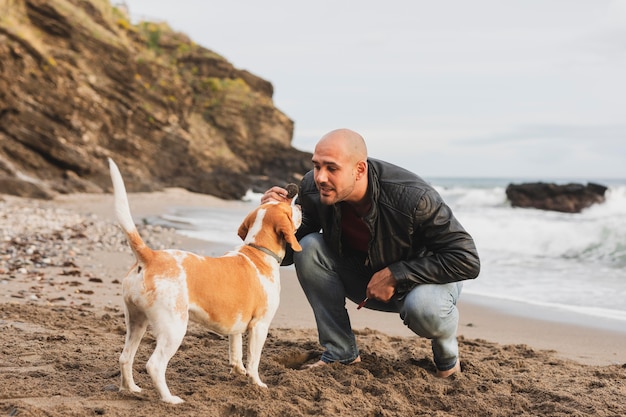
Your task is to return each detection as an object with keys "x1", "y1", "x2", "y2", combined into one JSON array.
[{"x1": 262, "y1": 128, "x2": 480, "y2": 377}]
